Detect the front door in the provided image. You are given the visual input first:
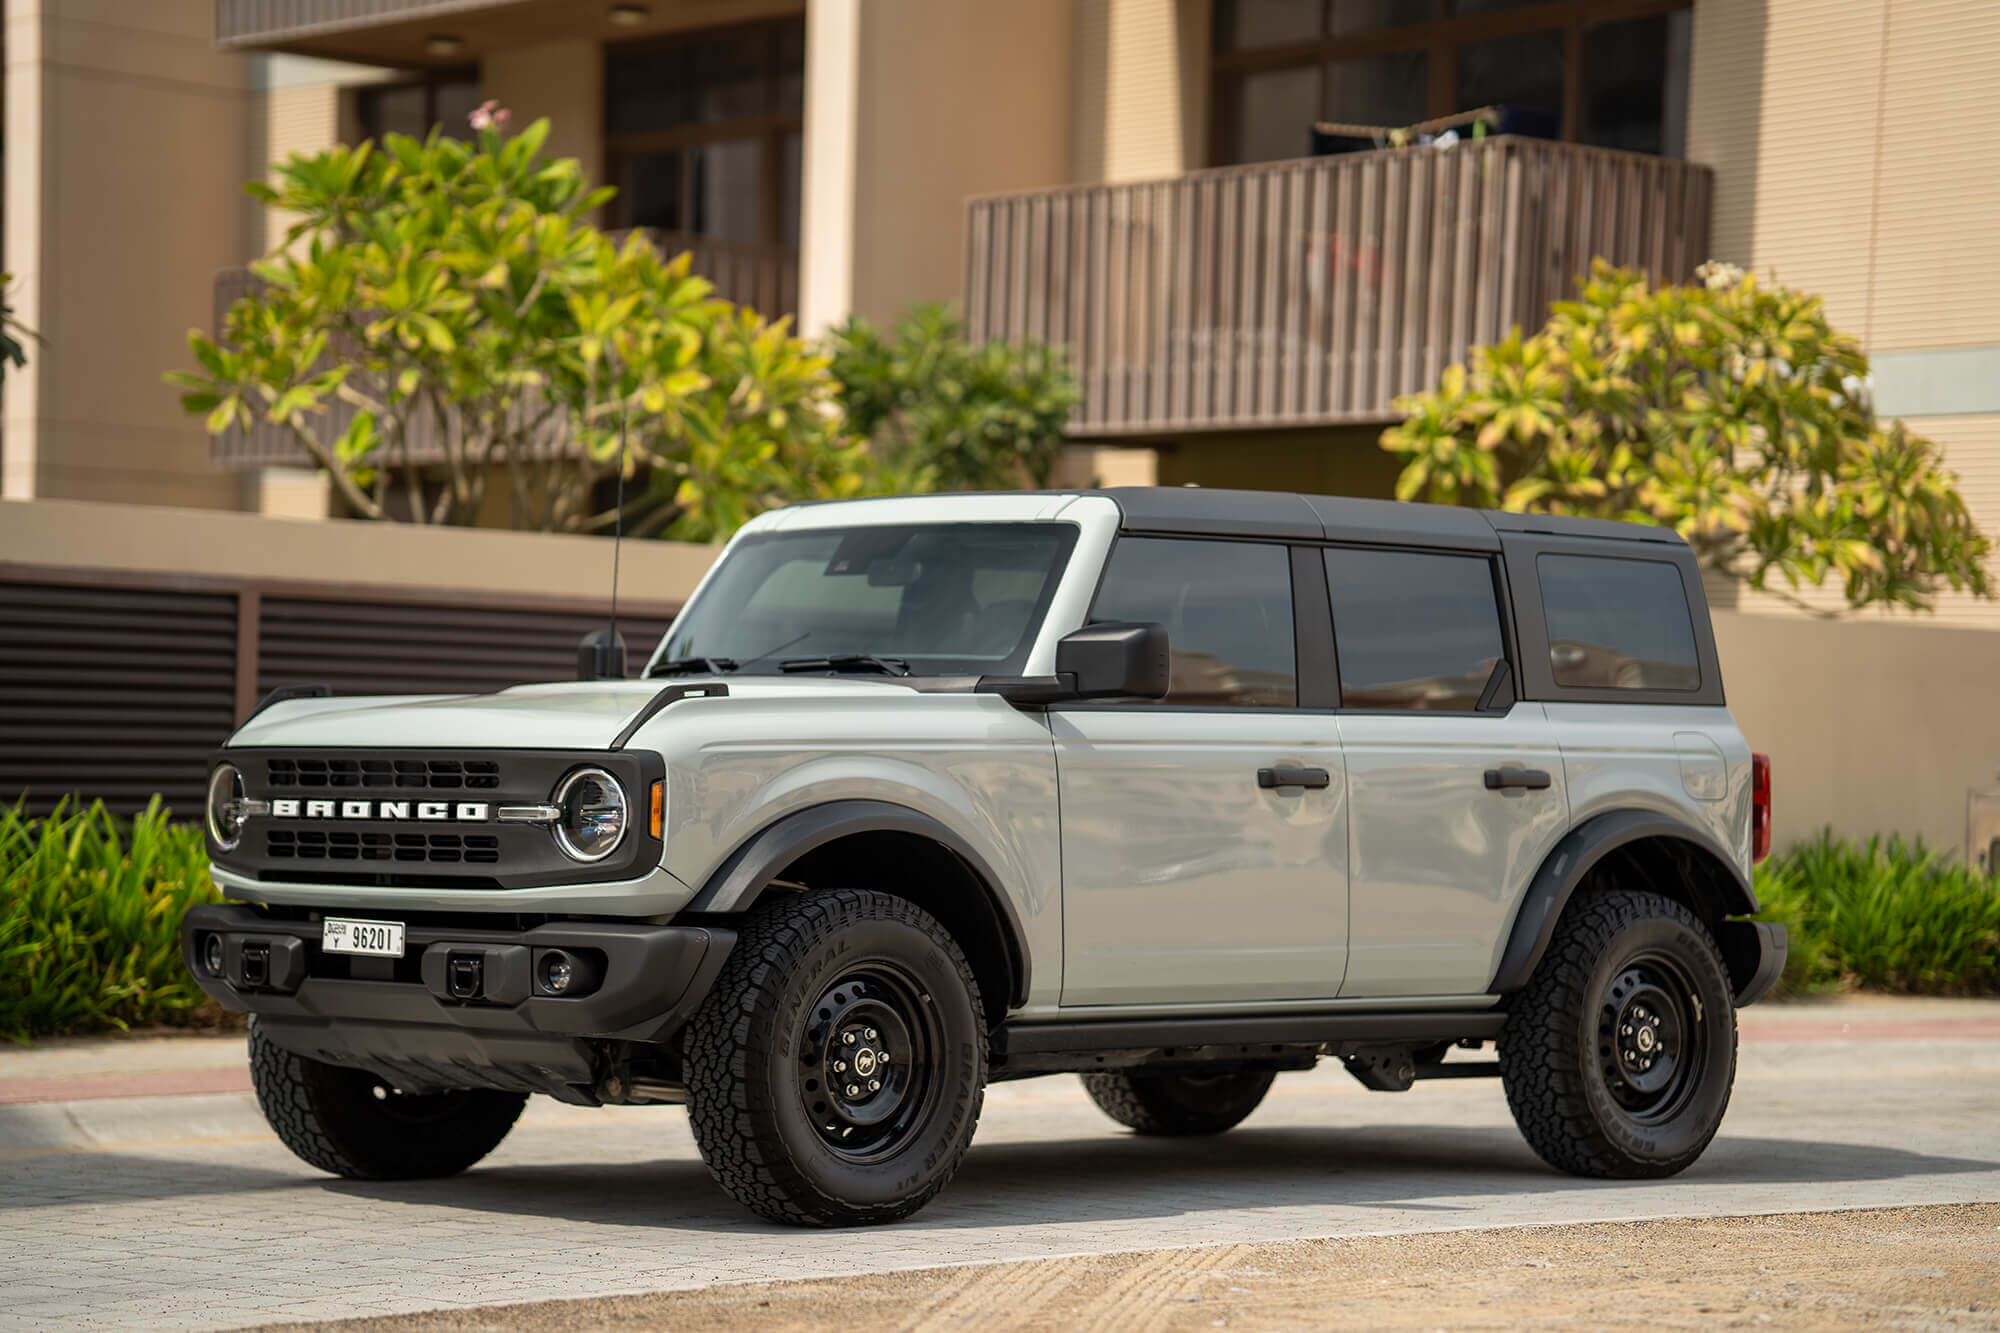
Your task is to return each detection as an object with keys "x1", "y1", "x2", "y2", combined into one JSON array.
[
  {"x1": 1054, "y1": 536, "x2": 1348, "y2": 1007},
  {"x1": 1316, "y1": 544, "x2": 1570, "y2": 998}
]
